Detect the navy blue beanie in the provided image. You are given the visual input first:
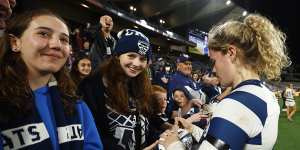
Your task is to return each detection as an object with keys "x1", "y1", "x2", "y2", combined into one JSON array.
[
  {"x1": 176, "y1": 54, "x2": 191, "y2": 63},
  {"x1": 114, "y1": 29, "x2": 152, "y2": 62}
]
